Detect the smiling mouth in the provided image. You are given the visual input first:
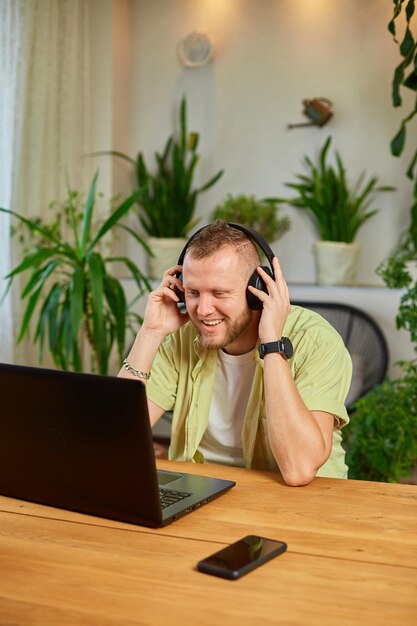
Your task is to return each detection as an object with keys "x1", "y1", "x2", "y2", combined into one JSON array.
[{"x1": 201, "y1": 319, "x2": 223, "y2": 327}]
